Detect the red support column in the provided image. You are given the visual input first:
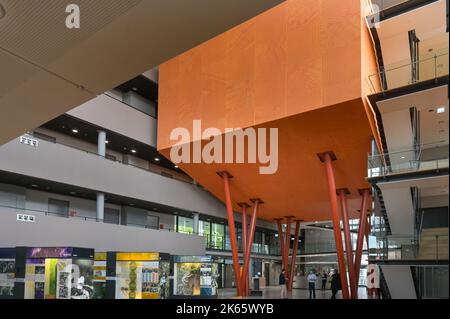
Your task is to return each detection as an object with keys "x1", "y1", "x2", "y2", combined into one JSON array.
[
  {"x1": 238, "y1": 202, "x2": 250, "y2": 296},
  {"x1": 275, "y1": 218, "x2": 286, "y2": 271},
  {"x1": 338, "y1": 188, "x2": 357, "y2": 299},
  {"x1": 317, "y1": 151, "x2": 350, "y2": 299},
  {"x1": 284, "y1": 216, "x2": 293, "y2": 281},
  {"x1": 288, "y1": 219, "x2": 302, "y2": 290},
  {"x1": 218, "y1": 171, "x2": 242, "y2": 296},
  {"x1": 354, "y1": 189, "x2": 370, "y2": 295},
  {"x1": 241, "y1": 198, "x2": 262, "y2": 296}
]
